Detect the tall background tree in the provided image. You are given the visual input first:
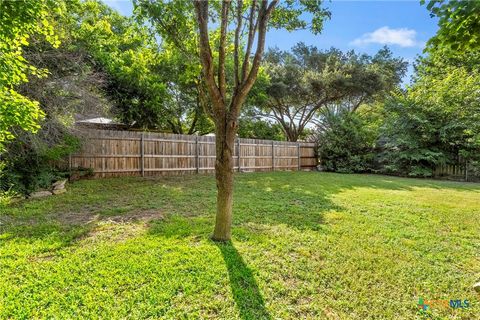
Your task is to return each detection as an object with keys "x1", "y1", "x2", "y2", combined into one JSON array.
[
  {"x1": 0, "y1": 0, "x2": 62, "y2": 149},
  {"x1": 158, "y1": 45, "x2": 214, "y2": 135},
  {"x1": 259, "y1": 44, "x2": 406, "y2": 141},
  {"x1": 373, "y1": 0, "x2": 480, "y2": 177},
  {"x1": 379, "y1": 52, "x2": 480, "y2": 177},
  {"x1": 423, "y1": 0, "x2": 480, "y2": 56},
  {"x1": 136, "y1": 0, "x2": 330, "y2": 240},
  {"x1": 316, "y1": 1, "x2": 480, "y2": 178}
]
